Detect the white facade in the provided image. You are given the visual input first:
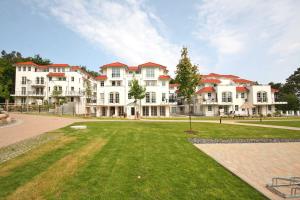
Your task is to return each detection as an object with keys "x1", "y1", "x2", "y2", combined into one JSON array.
[
  {"x1": 12, "y1": 61, "x2": 172, "y2": 117},
  {"x1": 172, "y1": 73, "x2": 287, "y2": 116}
]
